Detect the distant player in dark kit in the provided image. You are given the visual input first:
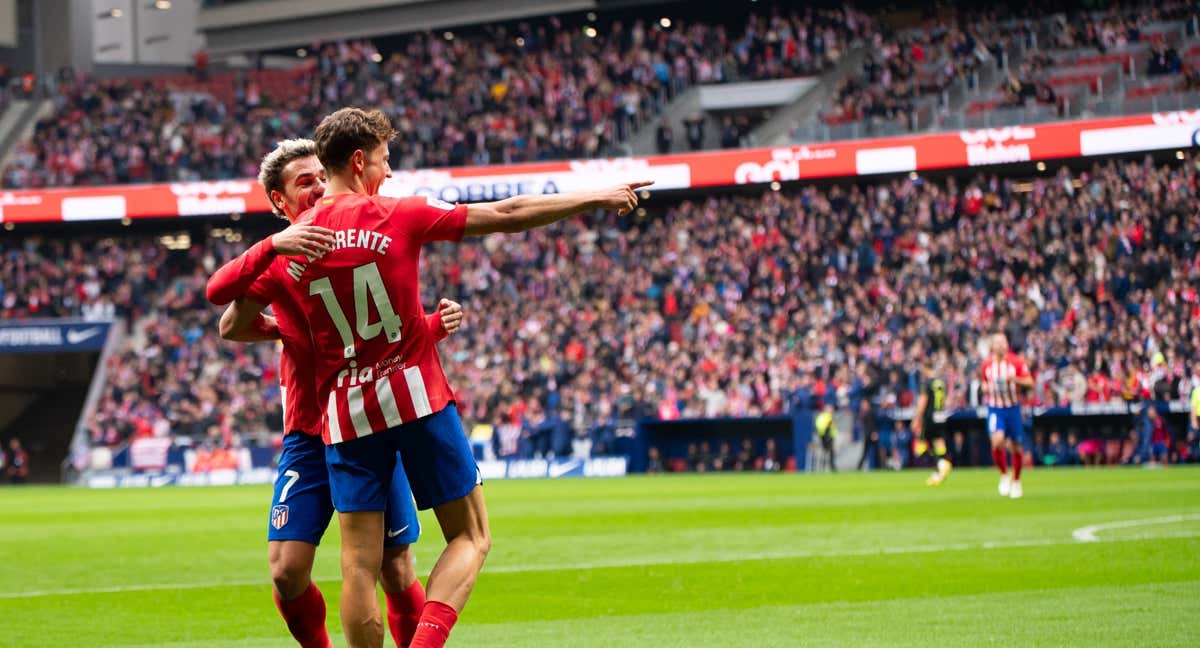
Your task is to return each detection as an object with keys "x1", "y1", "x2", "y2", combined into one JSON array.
[{"x1": 911, "y1": 359, "x2": 951, "y2": 486}]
